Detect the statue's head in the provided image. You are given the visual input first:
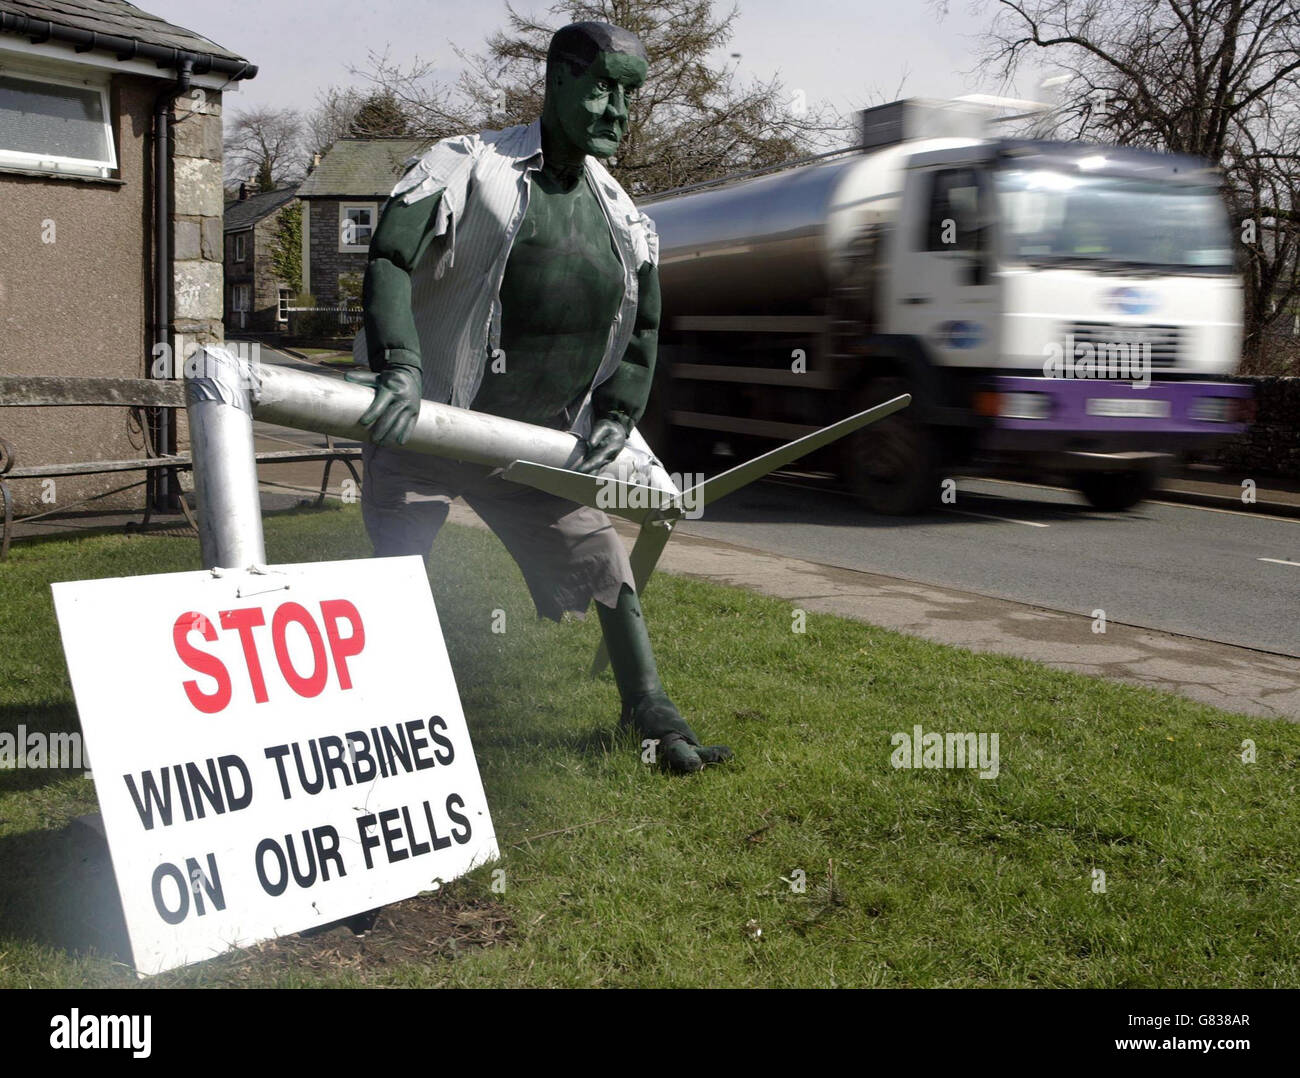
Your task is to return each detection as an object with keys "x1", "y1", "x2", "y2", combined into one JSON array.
[{"x1": 543, "y1": 21, "x2": 648, "y2": 159}]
